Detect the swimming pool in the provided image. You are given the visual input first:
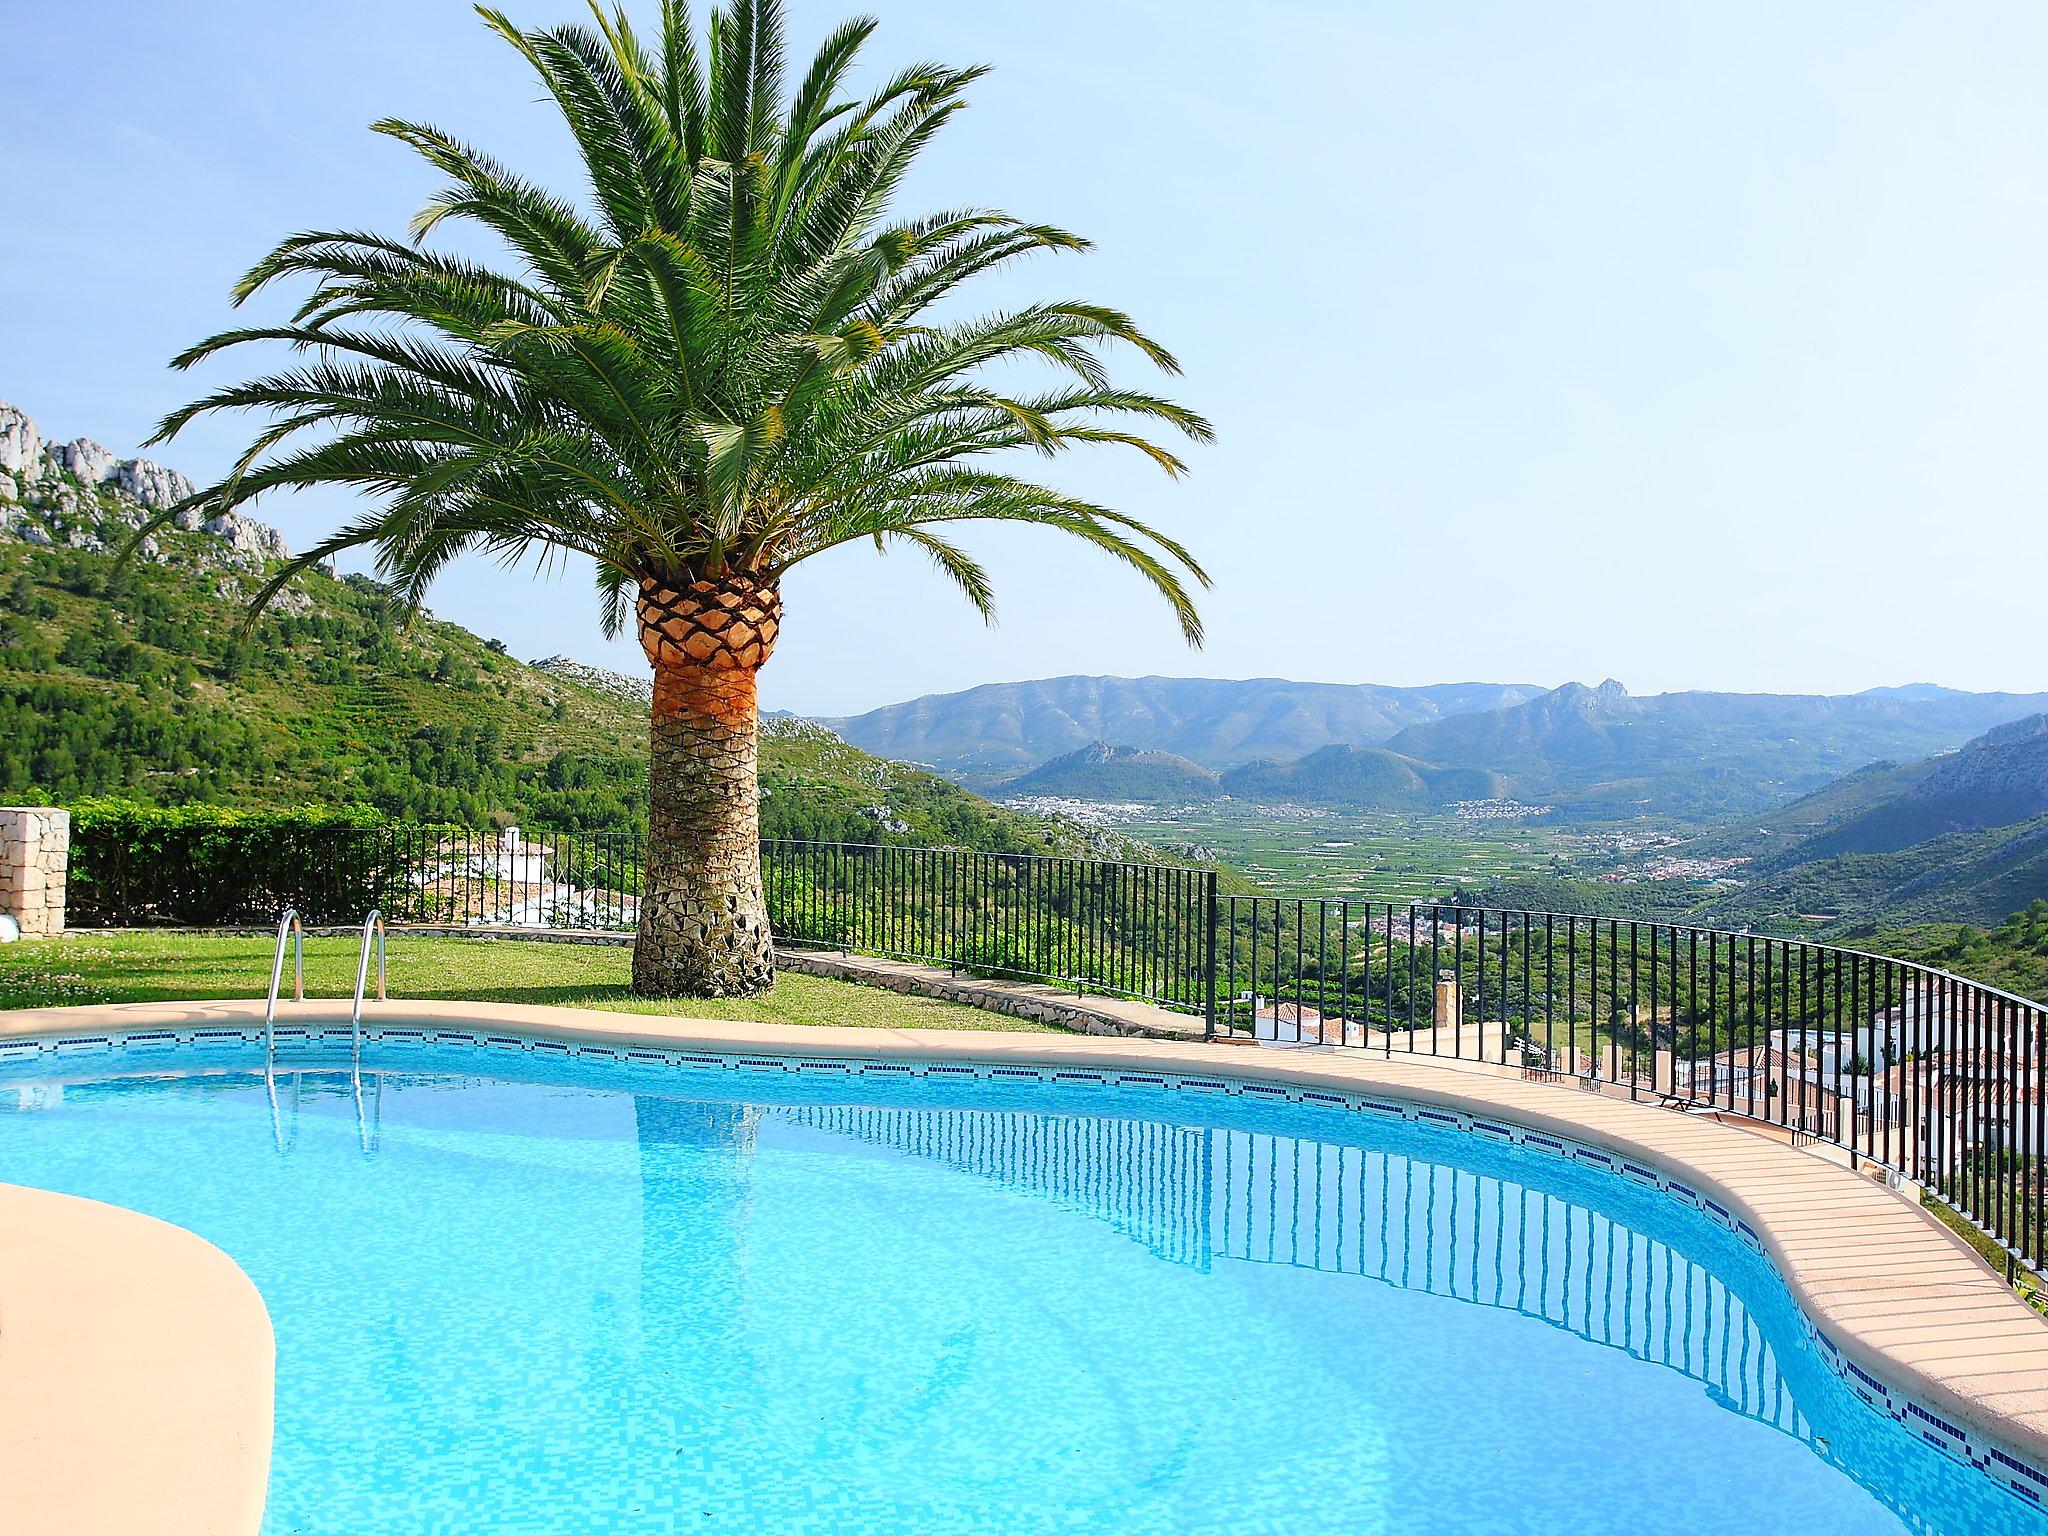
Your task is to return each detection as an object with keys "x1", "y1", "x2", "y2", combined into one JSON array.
[{"x1": 2, "y1": 1032, "x2": 2042, "y2": 1535}]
